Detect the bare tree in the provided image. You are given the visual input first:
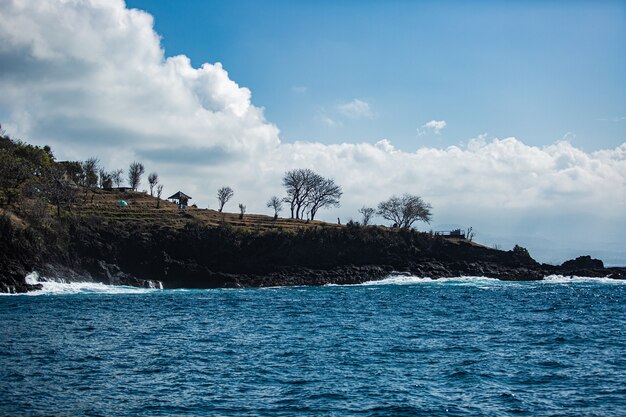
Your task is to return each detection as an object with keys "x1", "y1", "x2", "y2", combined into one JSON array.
[
  {"x1": 467, "y1": 226, "x2": 475, "y2": 242},
  {"x1": 81, "y1": 157, "x2": 99, "y2": 189},
  {"x1": 217, "y1": 186, "x2": 234, "y2": 212},
  {"x1": 82, "y1": 157, "x2": 100, "y2": 203},
  {"x1": 358, "y1": 206, "x2": 376, "y2": 225},
  {"x1": 238, "y1": 203, "x2": 246, "y2": 219},
  {"x1": 98, "y1": 168, "x2": 113, "y2": 189},
  {"x1": 282, "y1": 168, "x2": 320, "y2": 219},
  {"x1": 44, "y1": 166, "x2": 78, "y2": 217},
  {"x1": 148, "y1": 172, "x2": 159, "y2": 196},
  {"x1": 267, "y1": 195, "x2": 283, "y2": 220},
  {"x1": 377, "y1": 194, "x2": 432, "y2": 229},
  {"x1": 307, "y1": 178, "x2": 342, "y2": 221},
  {"x1": 156, "y1": 184, "x2": 164, "y2": 208},
  {"x1": 111, "y1": 169, "x2": 124, "y2": 187},
  {"x1": 128, "y1": 161, "x2": 145, "y2": 191}
]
